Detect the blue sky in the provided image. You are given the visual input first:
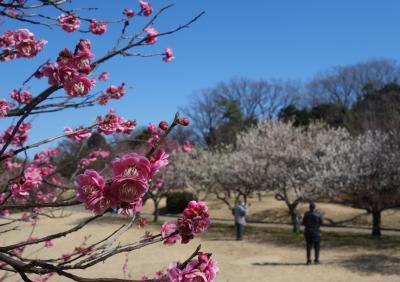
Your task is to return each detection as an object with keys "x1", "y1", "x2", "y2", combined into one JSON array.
[{"x1": 1, "y1": 0, "x2": 400, "y2": 156}]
